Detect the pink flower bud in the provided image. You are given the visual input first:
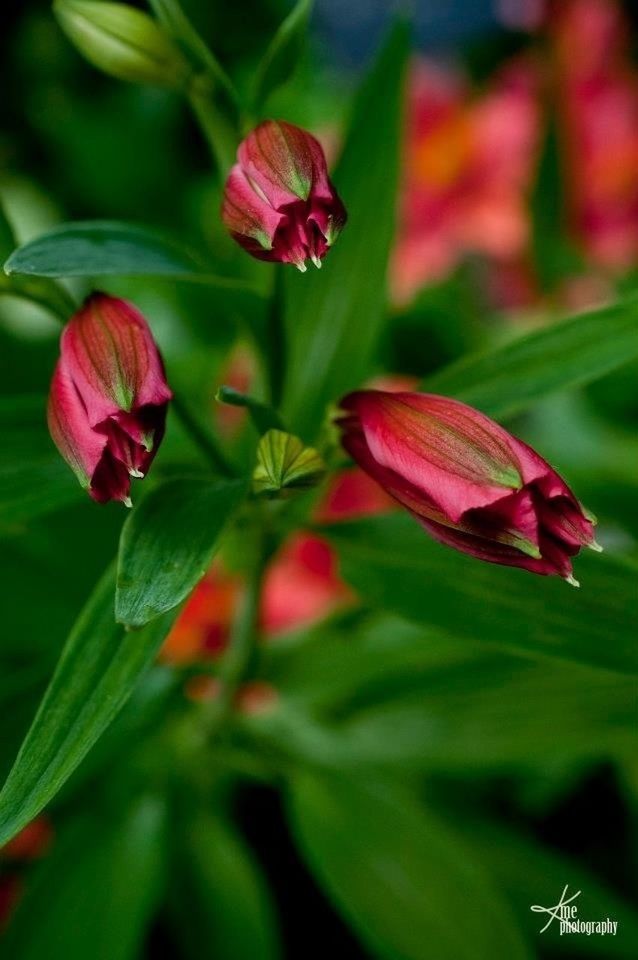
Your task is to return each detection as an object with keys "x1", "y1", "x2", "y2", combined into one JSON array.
[
  {"x1": 47, "y1": 293, "x2": 172, "y2": 505},
  {"x1": 338, "y1": 390, "x2": 601, "y2": 585},
  {"x1": 221, "y1": 120, "x2": 347, "y2": 271}
]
